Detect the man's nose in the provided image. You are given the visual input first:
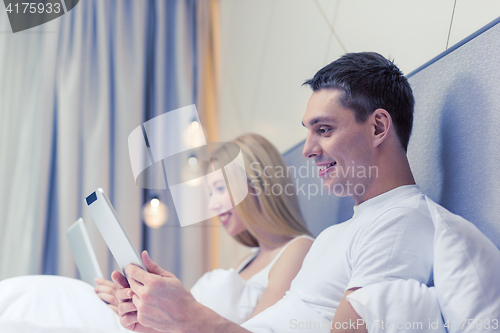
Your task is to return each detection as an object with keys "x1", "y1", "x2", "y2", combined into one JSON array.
[{"x1": 303, "y1": 134, "x2": 320, "y2": 158}]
